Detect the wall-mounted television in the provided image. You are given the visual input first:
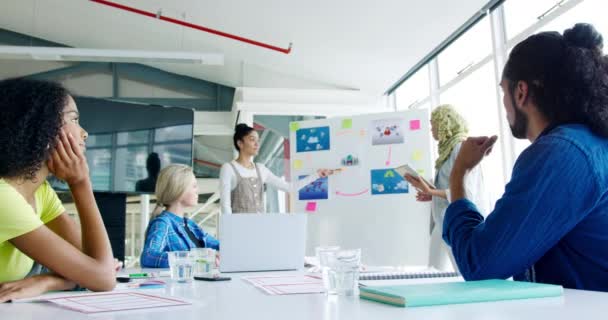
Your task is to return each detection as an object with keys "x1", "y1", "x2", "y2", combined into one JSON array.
[{"x1": 49, "y1": 97, "x2": 193, "y2": 194}]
